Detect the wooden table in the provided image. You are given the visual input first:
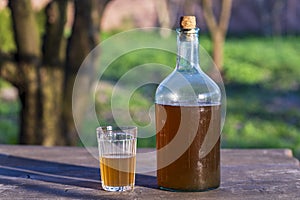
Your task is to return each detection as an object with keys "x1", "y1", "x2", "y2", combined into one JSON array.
[{"x1": 0, "y1": 145, "x2": 299, "y2": 199}]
